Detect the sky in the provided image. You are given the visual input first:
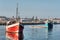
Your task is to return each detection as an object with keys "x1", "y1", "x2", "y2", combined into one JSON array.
[{"x1": 0, "y1": 0, "x2": 60, "y2": 18}]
